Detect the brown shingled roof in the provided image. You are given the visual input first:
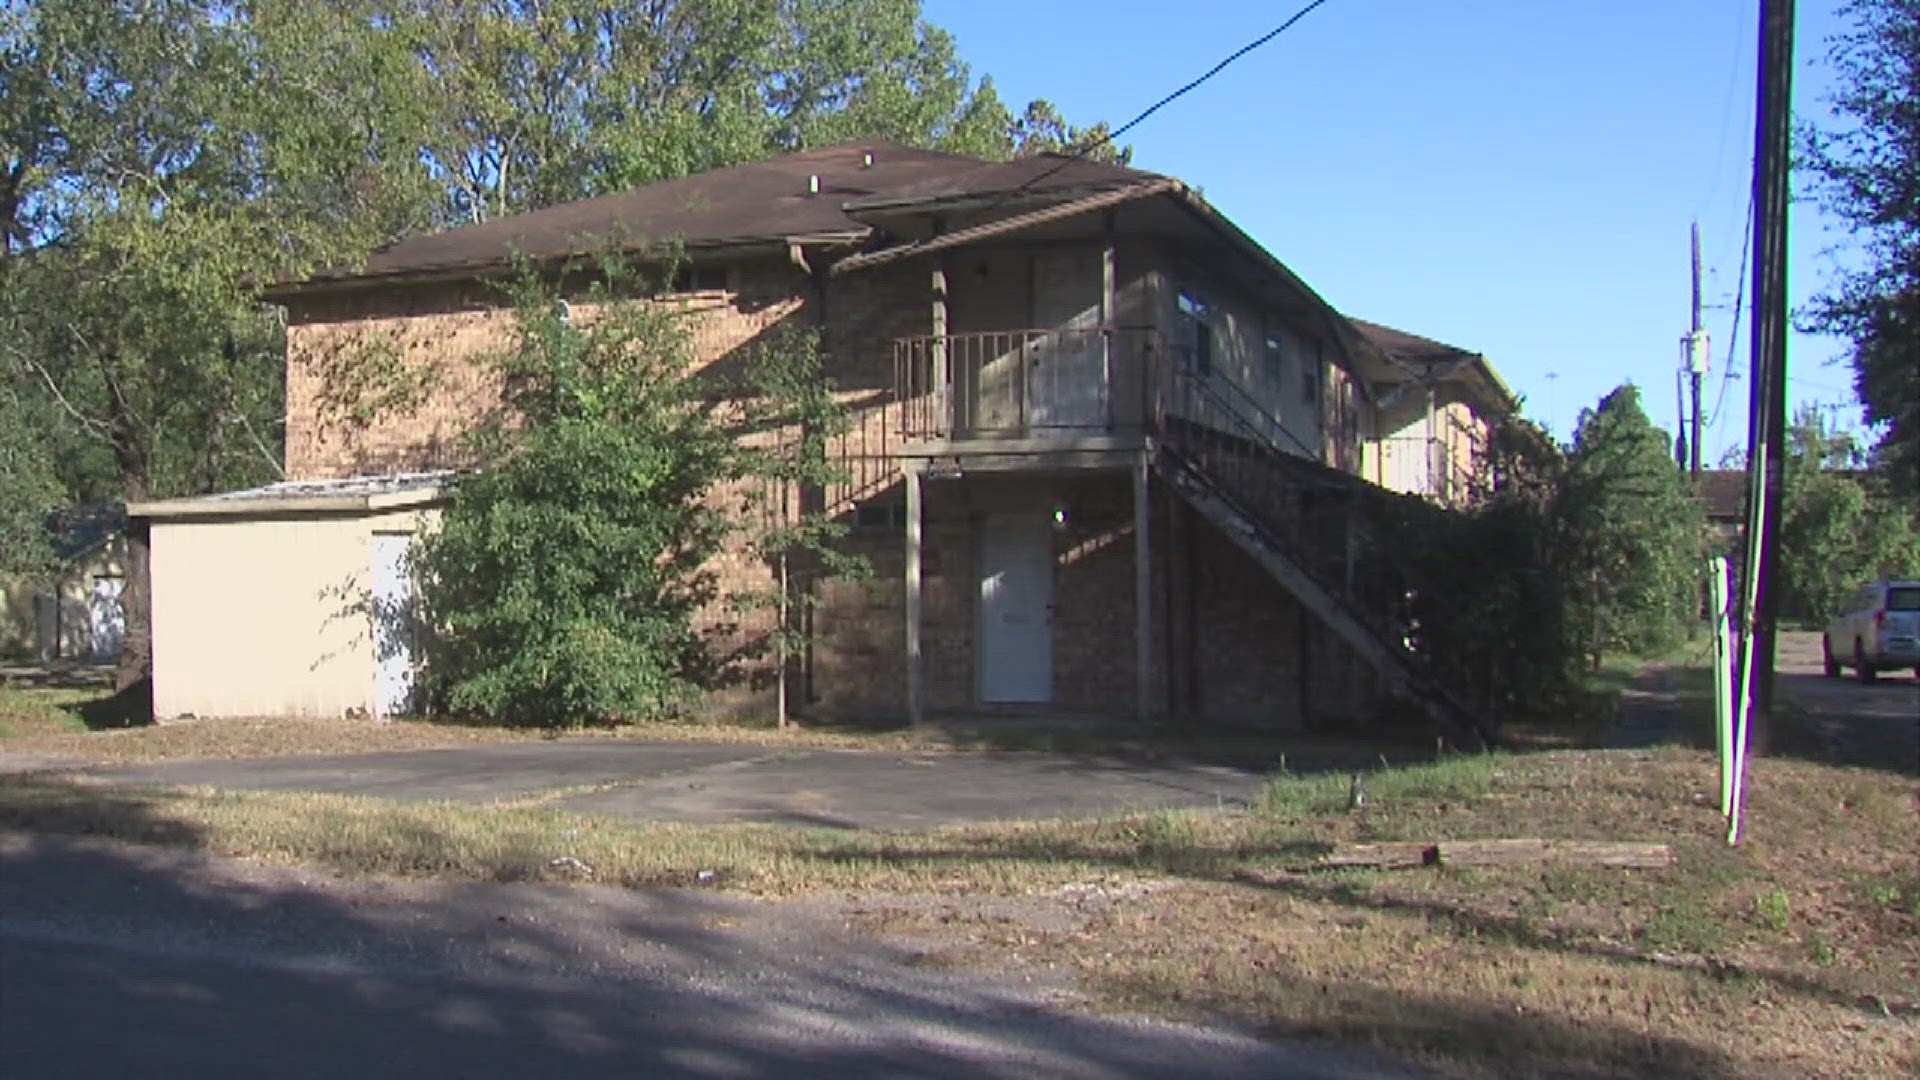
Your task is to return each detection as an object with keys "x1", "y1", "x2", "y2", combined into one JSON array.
[
  {"x1": 1349, "y1": 318, "x2": 1475, "y2": 366},
  {"x1": 286, "y1": 143, "x2": 1166, "y2": 293}
]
